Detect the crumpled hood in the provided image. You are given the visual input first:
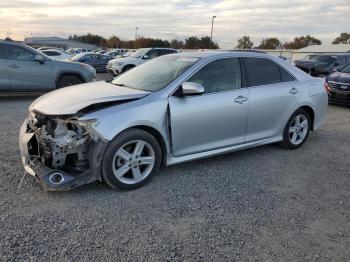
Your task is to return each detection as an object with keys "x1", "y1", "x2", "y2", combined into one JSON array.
[{"x1": 29, "y1": 81, "x2": 150, "y2": 115}]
